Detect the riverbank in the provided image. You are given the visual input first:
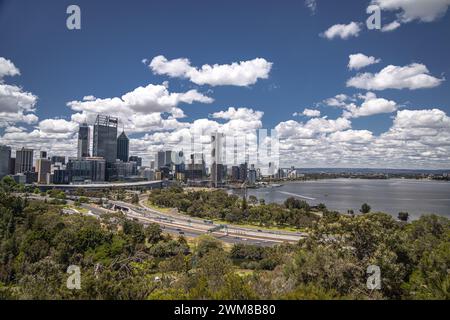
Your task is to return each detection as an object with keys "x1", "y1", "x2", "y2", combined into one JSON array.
[{"x1": 231, "y1": 178, "x2": 450, "y2": 219}]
